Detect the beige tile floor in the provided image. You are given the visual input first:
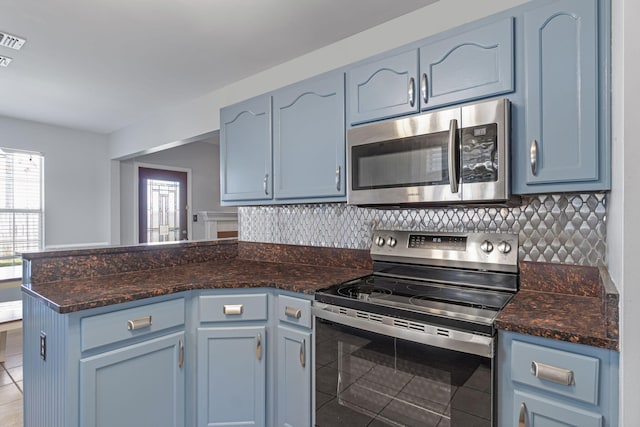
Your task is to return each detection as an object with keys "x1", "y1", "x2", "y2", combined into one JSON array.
[{"x1": 0, "y1": 329, "x2": 23, "y2": 427}]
